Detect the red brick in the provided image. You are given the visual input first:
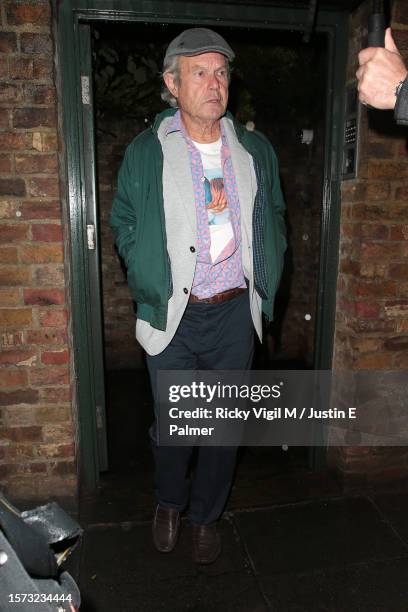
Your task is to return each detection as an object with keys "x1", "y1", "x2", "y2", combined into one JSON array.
[
  {"x1": 35, "y1": 443, "x2": 75, "y2": 459},
  {"x1": 0, "y1": 309, "x2": 32, "y2": 328},
  {"x1": 0, "y1": 178, "x2": 26, "y2": 197},
  {"x1": 49, "y1": 461, "x2": 76, "y2": 477},
  {"x1": 349, "y1": 279, "x2": 397, "y2": 298},
  {"x1": 0, "y1": 267, "x2": 31, "y2": 286},
  {"x1": 0, "y1": 224, "x2": 29, "y2": 242},
  {"x1": 389, "y1": 263, "x2": 408, "y2": 279},
  {"x1": 367, "y1": 141, "x2": 395, "y2": 158},
  {"x1": 0, "y1": 287, "x2": 20, "y2": 306},
  {"x1": 351, "y1": 337, "x2": 383, "y2": 353},
  {"x1": 0, "y1": 246, "x2": 18, "y2": 263},
  {"x1": 35, "y1": 405, "x2": 69, "y2": 423},
  {"x1": 13, "y1": 462, "x2": 48, "y2": 475},
  {"x1": 0, "y1": 201, "x2": 20, "y2": 219},
  {"x1": 354, "y1": 353, "x2": 394, "y2": 369},
  {"x1": 24, "y1": 288, "x2": 65, "y2": 306},
  {"x1": 23, "y1": 84, "x2": 55, "y2": 105},
  {"x1": 390, "y1": 225, "x2": 408, "y2": 241},
  {"x1": 0, "y1": 348, "x2": 37, "y2": 367},
  {"x1": 0, "y1": 57, "x2": 8, "y2": 79},
  {"x1": 3, "y1": 426, "x2": 42, "y2": 442},
  {"x1": 394, "y1": 353, "x2": 408, "y2": 368},
  {"x1": 0, "y1": 465, "x2": 11, "y2": 479},
  {"x1": 0, "y1": 83, "x2": 21, "y2": 102},
  {"x1": 3, "y1": 404, "x2": 36, "y2": 426},
  {"x1": 384, "y1": 336, "x2": 408, "y2": 351},
  {"x1": 0, "y1": 32, "x2": 17, "y2": 53},
  {"x1": 395, "y1": 186, "x2": 408, "y2": 200},
  {"x1": 0, "y1": 369, "x2": 28, "y2": 387},
  {"x1": 21, "y1": 244, "x2": 63, "y2": 263},
  {"x1": 4, "y1": 443, "x2": 36, "y2": 461},
  {"x1": 9, "y1": 57, "x2": 33, "y2": 80},
  {"x1": 368, "y1": 162, "x2": 408, "y2": 179},
  {"x1": 39, "y1": 308, "x2": 68, "y2": 327},
  {"x1": 397, "y1": 320, "x2": 408, "y2": 333},
  {"x1": 351, "y1": 319, "x2": 396, "y2": 334},
  {"x1": 385, "y1": 301, "x2": 408, "y2": 317},
  {"x1": 30, "y1": 367, "x2": 69, "y2": 386},
  {"x1": 27, "y1": 177, "x2": 59, "y2": 198},
  {"x1": 26, "y1": 328, "x2": 67, "y2": 345},
  {"x1": 33, "y1": 264, "x2": 64, "y2": 286},
  {"x1": 39, "y1": 386, "x2": 71, "y2": 403},
  {"x1": 361, "y1": 242, "x2": 402, "y2": 259},
  {"x1": 361, "y1": 224, "x2": 389, "y2": 240},
  {"x1": 340, "y1": 182, "x2": 366, "y2": 202},
  {"x1": 20, "y1": 200, "x2": 61, "y2": 220},
  {"x1": 0, "y1": 132, "x2": 31, "y2": 151},
  {"x1": 41, "y1": 349, "x2": 69, "y2": 365},
  {"x1": 20, "y1": 33, "x2": 52, "y2": 55},
  {"x1": 0, "y1": 154, "x2": 12, "y2": 173},
  {"x1": 360, "y1": 262, "x2": 387, "y2": 279},
  {"x1": 32, "y1": 57, "x2": 53, "y2": 79},
  {"x1": 15, "y1": 154, "x2": 57, "y2": 175},
  {"x1": 0, "y1": 331, "x2": 24, "y2": 348},
  {"x1": 0, "y1": 109, "x2": 10, "y2": 128},
  {"x1": 366, "y1": 182, "x2": 391, "y2": 201},
  {"x1": 13, "y1": 108, "x2": 56, "y2": 130},
  {"x1": 6, "y1": 2, "x2": 50, "y2": 26},
  {"x1": 31, "y1": 223, "x2": 62, "y2": 241},
  {"x1": 32, "y1": 132, "x2": 57, "y2": 153},
  {"x1": 0, "y1": 388, "x2": 39, "y2": 406},
  {"x1": 352, "y1": 204, "x2": 382, "y2": 221},
  {"x1": 355, "y1": 301, "x2": 380, "y2": 318}
]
